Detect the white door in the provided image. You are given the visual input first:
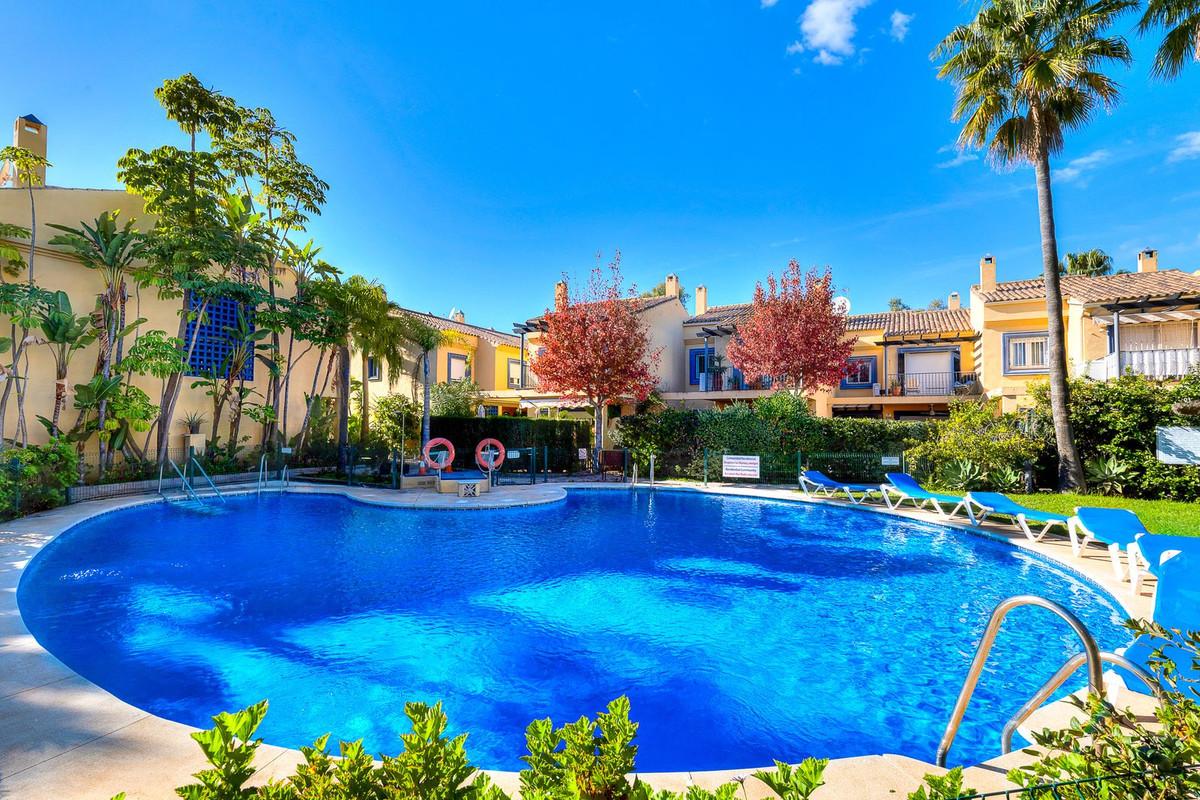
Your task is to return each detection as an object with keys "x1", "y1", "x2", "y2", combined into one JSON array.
[{"x1": 903, "y1": 351, "x2": 953, "y2": 395}]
